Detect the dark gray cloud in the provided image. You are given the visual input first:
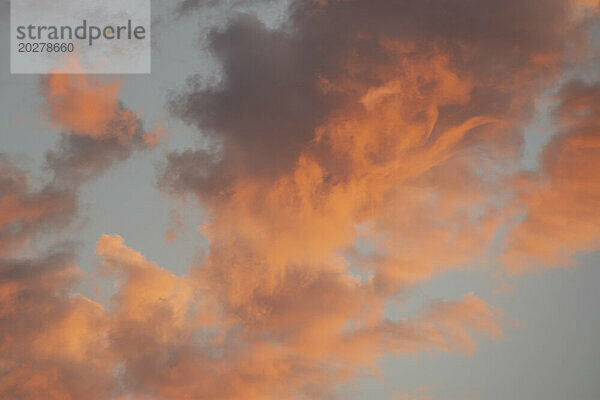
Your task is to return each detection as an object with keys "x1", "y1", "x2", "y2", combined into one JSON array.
[
  {"x1": 163, "y1": 0, "x2": 575, "y2": 199},
  {"x1": 45, "y1": 110, "x2": 150, "y2": 186},
  {"x1": 0, "y1": 156, "x2": 76, "y2": 257},
  {"x1": 167, "y1": 13, "x2": 341, "y2": 195}
]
